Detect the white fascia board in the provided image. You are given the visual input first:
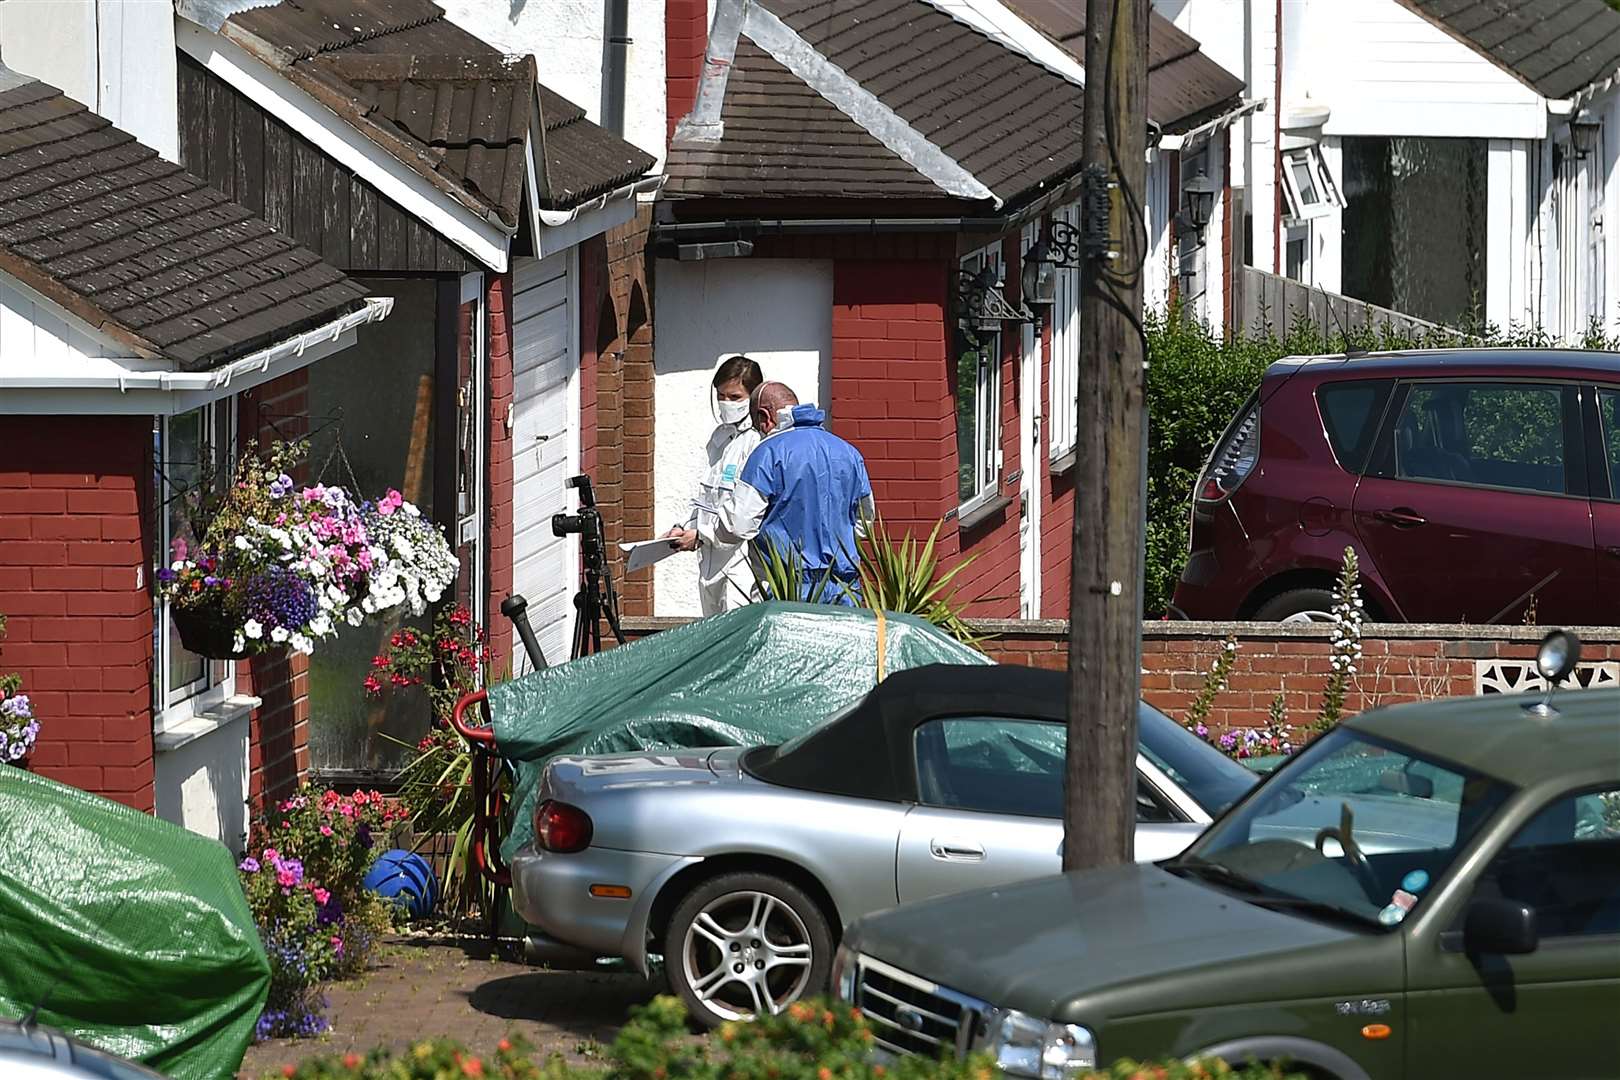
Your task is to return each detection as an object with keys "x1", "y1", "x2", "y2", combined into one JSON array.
[
  {"x1": 920, "y1": 0, "x2": 1085, "y2": 89},
  {"x1": 175, "y1": 21, "x2": 512, "y2": 272},
  {"x1": 533, "y1": 176, "x2": 664, "y2": 258},
  {"x1": 0, "y1": 297, "x2": 392, "y2": 415},
  {"x1": 1322, "y1": 100, "x2": 1546, "y2": 141}
]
